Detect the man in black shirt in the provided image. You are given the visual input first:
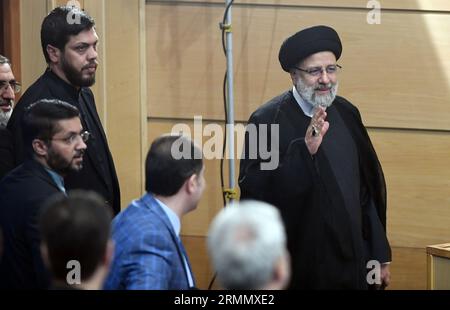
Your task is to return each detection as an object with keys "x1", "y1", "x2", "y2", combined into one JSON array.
[{"x1": 8, "y1": 6, "x2": 121, "y2": 214}]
